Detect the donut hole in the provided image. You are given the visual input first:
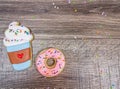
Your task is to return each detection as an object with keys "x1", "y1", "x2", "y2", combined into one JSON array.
[{"x1": 46, "y1": 58, "x2": 56, "y2": 68}]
